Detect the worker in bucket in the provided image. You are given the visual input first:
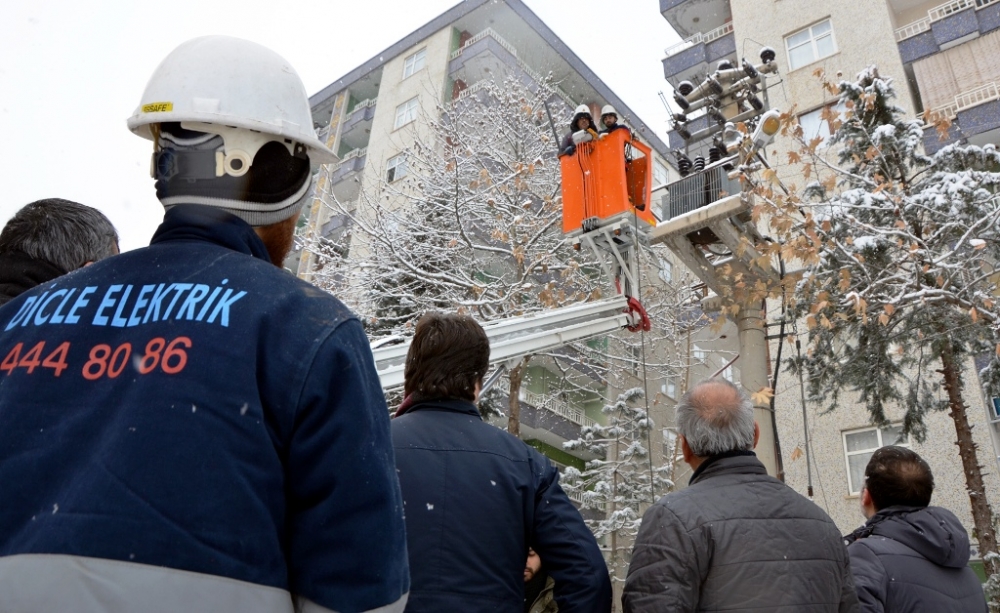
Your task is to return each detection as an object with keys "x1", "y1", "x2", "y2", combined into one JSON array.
[{"x1": 560, "y1": 104, "x2": 600, "y2": 156}]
